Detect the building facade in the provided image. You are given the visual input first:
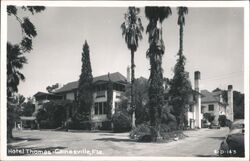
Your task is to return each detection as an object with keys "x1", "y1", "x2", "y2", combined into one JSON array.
[
  {"x1": 54, "y1": 72, "x2": 127, "y2": 127},
  {"x1": 186, "y1": 71, "x2": 234, "y2": 128}
]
